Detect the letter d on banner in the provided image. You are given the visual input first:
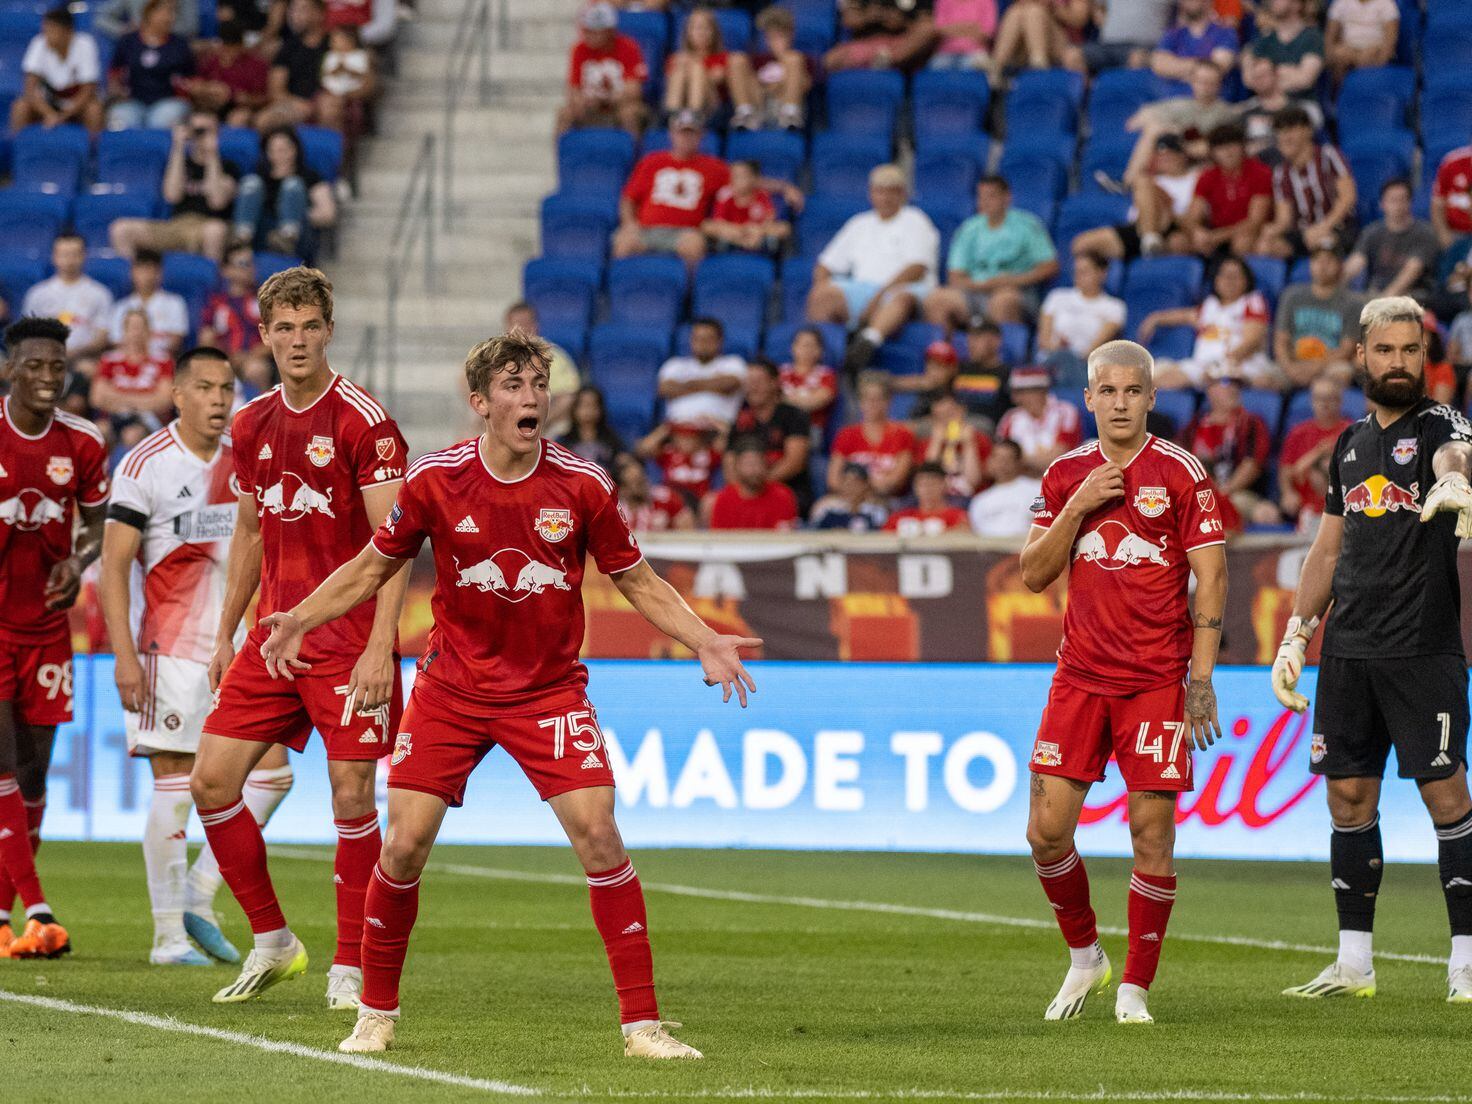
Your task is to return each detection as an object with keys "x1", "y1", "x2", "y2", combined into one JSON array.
[{"x1": 743, "y1": 729, "x2": 808, "y2": 809}]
